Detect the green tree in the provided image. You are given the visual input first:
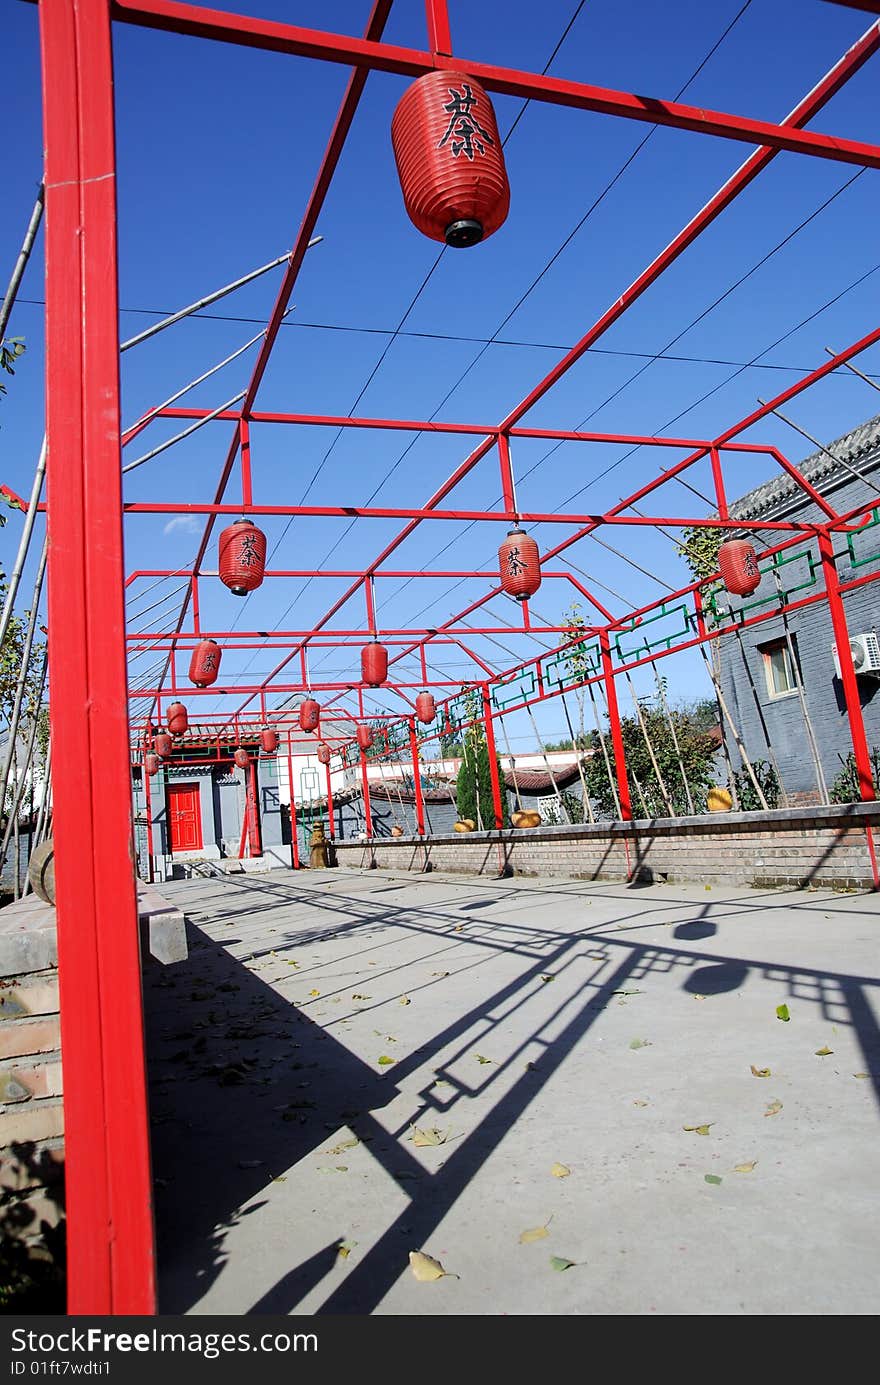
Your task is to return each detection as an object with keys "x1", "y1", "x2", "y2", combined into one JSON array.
[{"x1": 583, "y1": 703, "x2": 718, "y2": 818}]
